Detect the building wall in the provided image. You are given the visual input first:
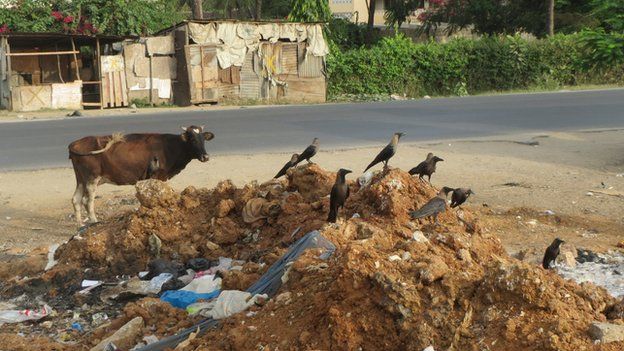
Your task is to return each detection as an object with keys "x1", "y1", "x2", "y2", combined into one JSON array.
[{"x1": 330, "y1": 0, "x2": 428, "y2": 26}]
